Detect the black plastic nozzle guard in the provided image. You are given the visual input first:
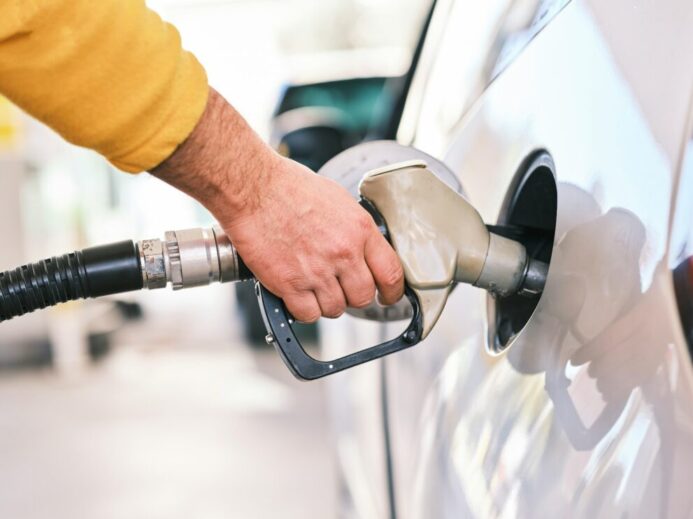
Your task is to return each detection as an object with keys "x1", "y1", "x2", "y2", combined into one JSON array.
[{"x1": 256, "y1": 282, "x2": 422, "y2": 380}]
